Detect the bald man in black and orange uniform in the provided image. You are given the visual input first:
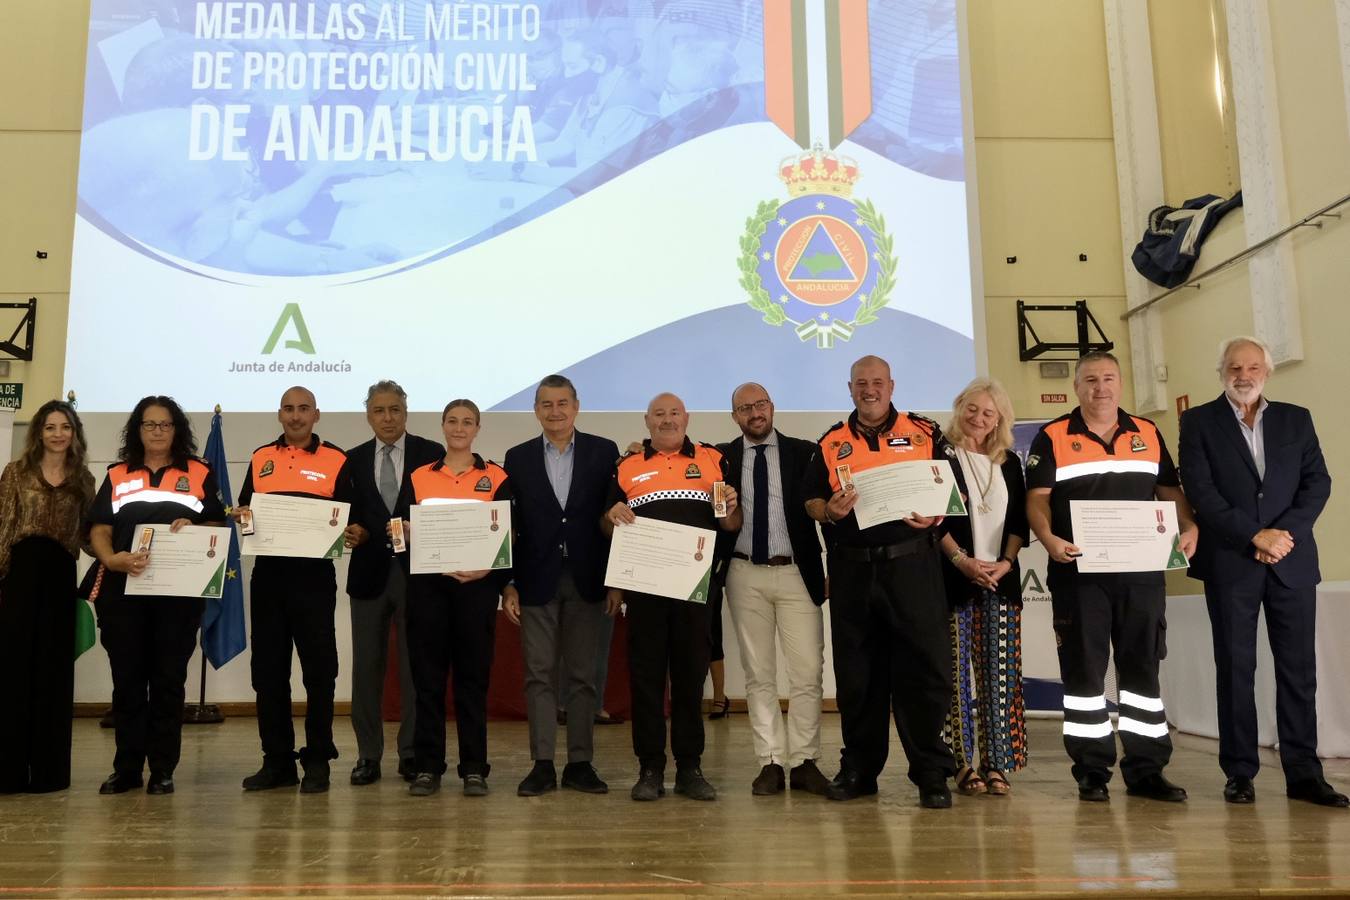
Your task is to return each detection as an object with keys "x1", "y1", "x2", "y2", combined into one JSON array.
[
  {"x1": 604, "y1": 393, "x2": 741, "y2": 802},
  {"x1": 236, "y1": 387, "x2": 362, "y2": 794},
  {"x1": 803, "y1": 355, "x2": 961, "y2": 809}
]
